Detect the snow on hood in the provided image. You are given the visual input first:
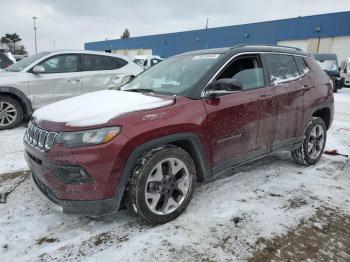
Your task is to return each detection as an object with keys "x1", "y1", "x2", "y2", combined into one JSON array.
[{"x1": 33, "y1": 90, "x2": 174, "y2": 127}]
